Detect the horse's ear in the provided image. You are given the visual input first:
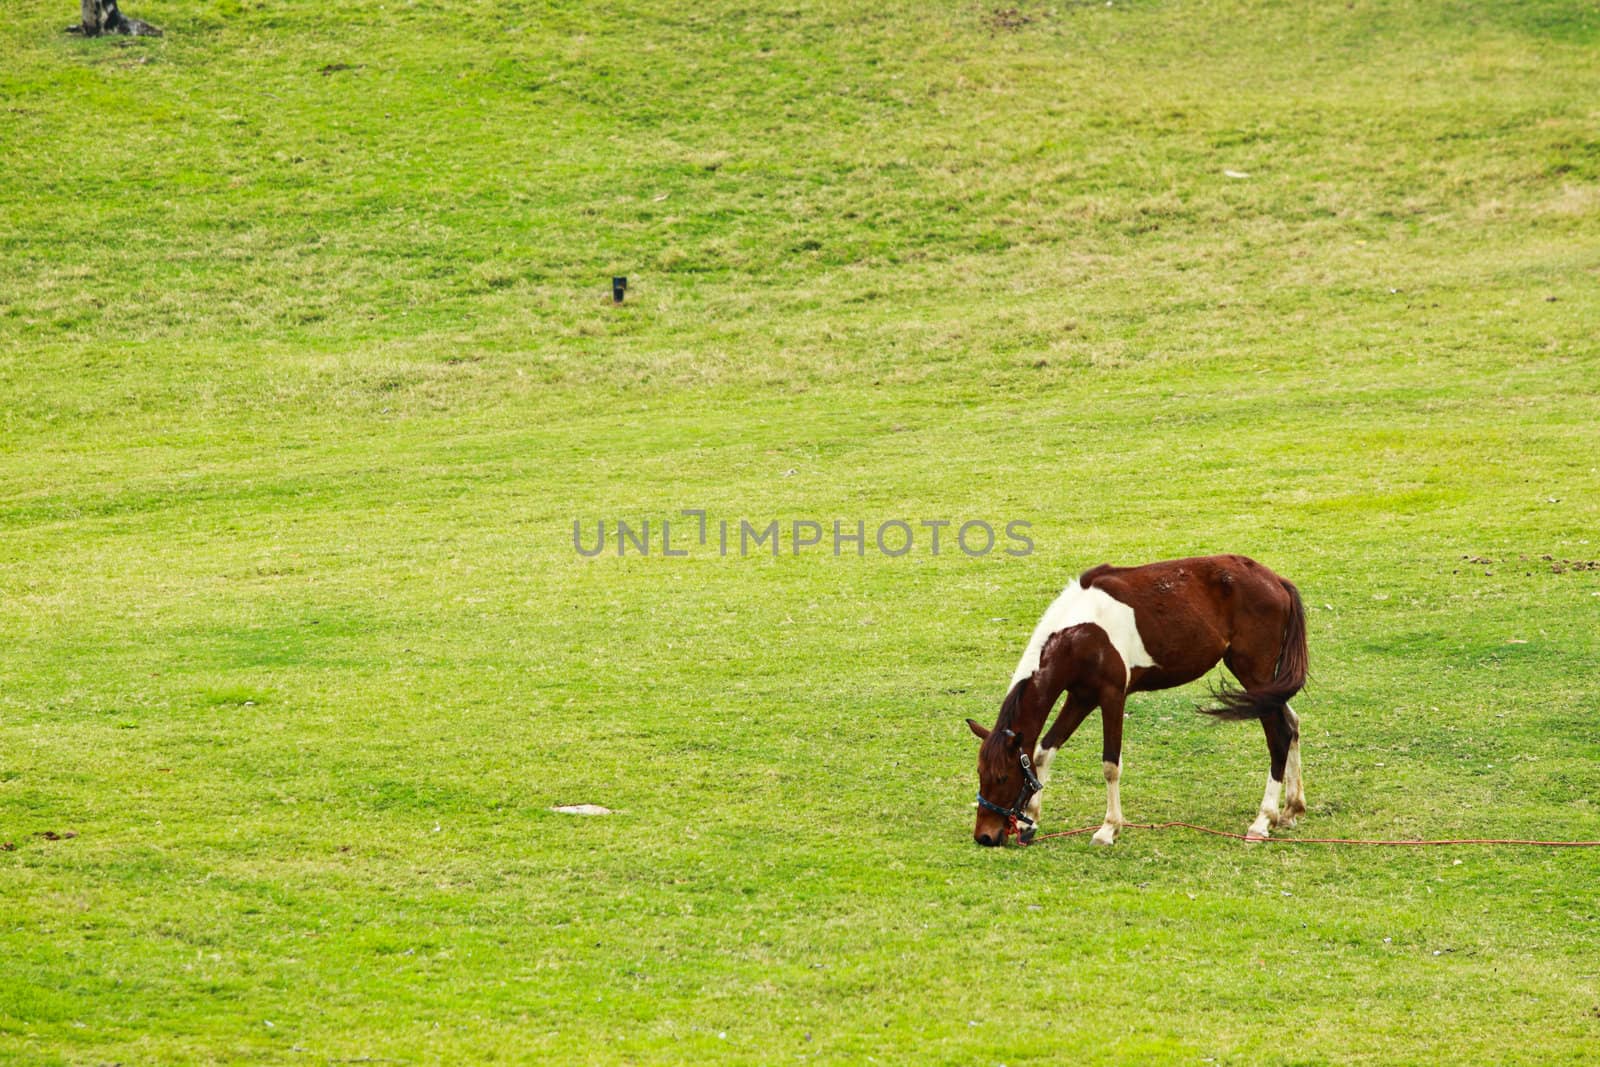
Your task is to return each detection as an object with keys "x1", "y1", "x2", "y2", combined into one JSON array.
[
  {"x1": 1001, "y1": 727, "x2": 1021, "y2": 751},
  {"x1": 965, "y1": 718, "x2": 991, "y2": 741}
]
